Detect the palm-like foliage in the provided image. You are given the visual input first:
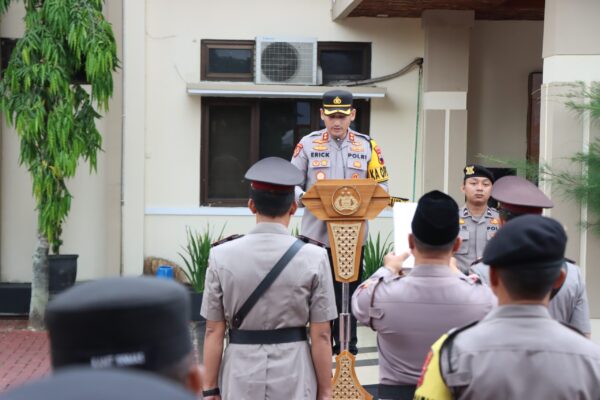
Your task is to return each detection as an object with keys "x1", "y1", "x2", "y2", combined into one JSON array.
[
  {"x1": 362, "y1": 232, "x2": 393, "y2": 281},
  {"x1": 179, "y1": 225, "x2": 225, "y2": 293}
]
